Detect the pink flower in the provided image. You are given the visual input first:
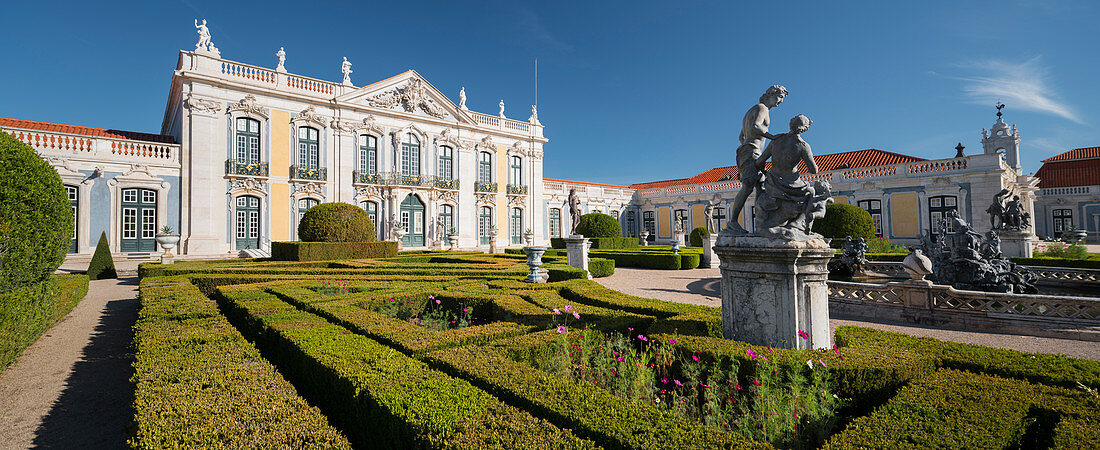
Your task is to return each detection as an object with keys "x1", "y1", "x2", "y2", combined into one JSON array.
[
  {"x1": 798, "y1": 330, "x2": 809, "y2": 340},
  {"x1": 462, "y1": 308, "x2": 469, "y2": 313},
  {"x1": 628, "y1": 327, "x2": 634, "y2": 331},
  {"x1": 660, "y1": 378, "x2": 668, "y2": 384},
  {"x1": 637, "y1": 334, "x2": 648, "y2": 342},
  {"x1": 751, "y1": 379, "x2": 760, "y2": 386},
  {"x1": 746, "y1": 349, "x2": 758, "y2": 359},
  {"x1": 435, "y1": 299, "x2": 442, "y2": 305},
  {"x1": 674, "y1": 379, "x2": 682, "y2": 386},
  {"x1": 668, "y1": 339, "x2": 678, "y2": 344},
  {"x1": 734, "y1": 384, "x2": 742, "y2": 390},
  {"x1": 617, "y1": 356, "x2": 624, "y2": 362},
  {"x1": 553, "y1": 308, "x2": 561, "y2": 315},
  {"x1": 818, "y1": 359, "x2": 827, "y2": 368},
  {"x1": 557, "y1": 326, "x2": 566, "y2": 334},
  {"x1": 563, "y1": 305, "x2": 573, "y2": 312},
  {"x1": 692, "y1": 354, "x2": 700, "y2": 362},
  {"x1": 699, "y1": 382, "x2": 709, "y2": 388},
  {"x1": 572, "y1": 312, "x2": 580, "y2": 319},
  {"x1": 793, "y1": 412, "x2": 799, "y2": 418},
  {"x1": 429, "y1": 295, "x2": 434, "y2": 300}
]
